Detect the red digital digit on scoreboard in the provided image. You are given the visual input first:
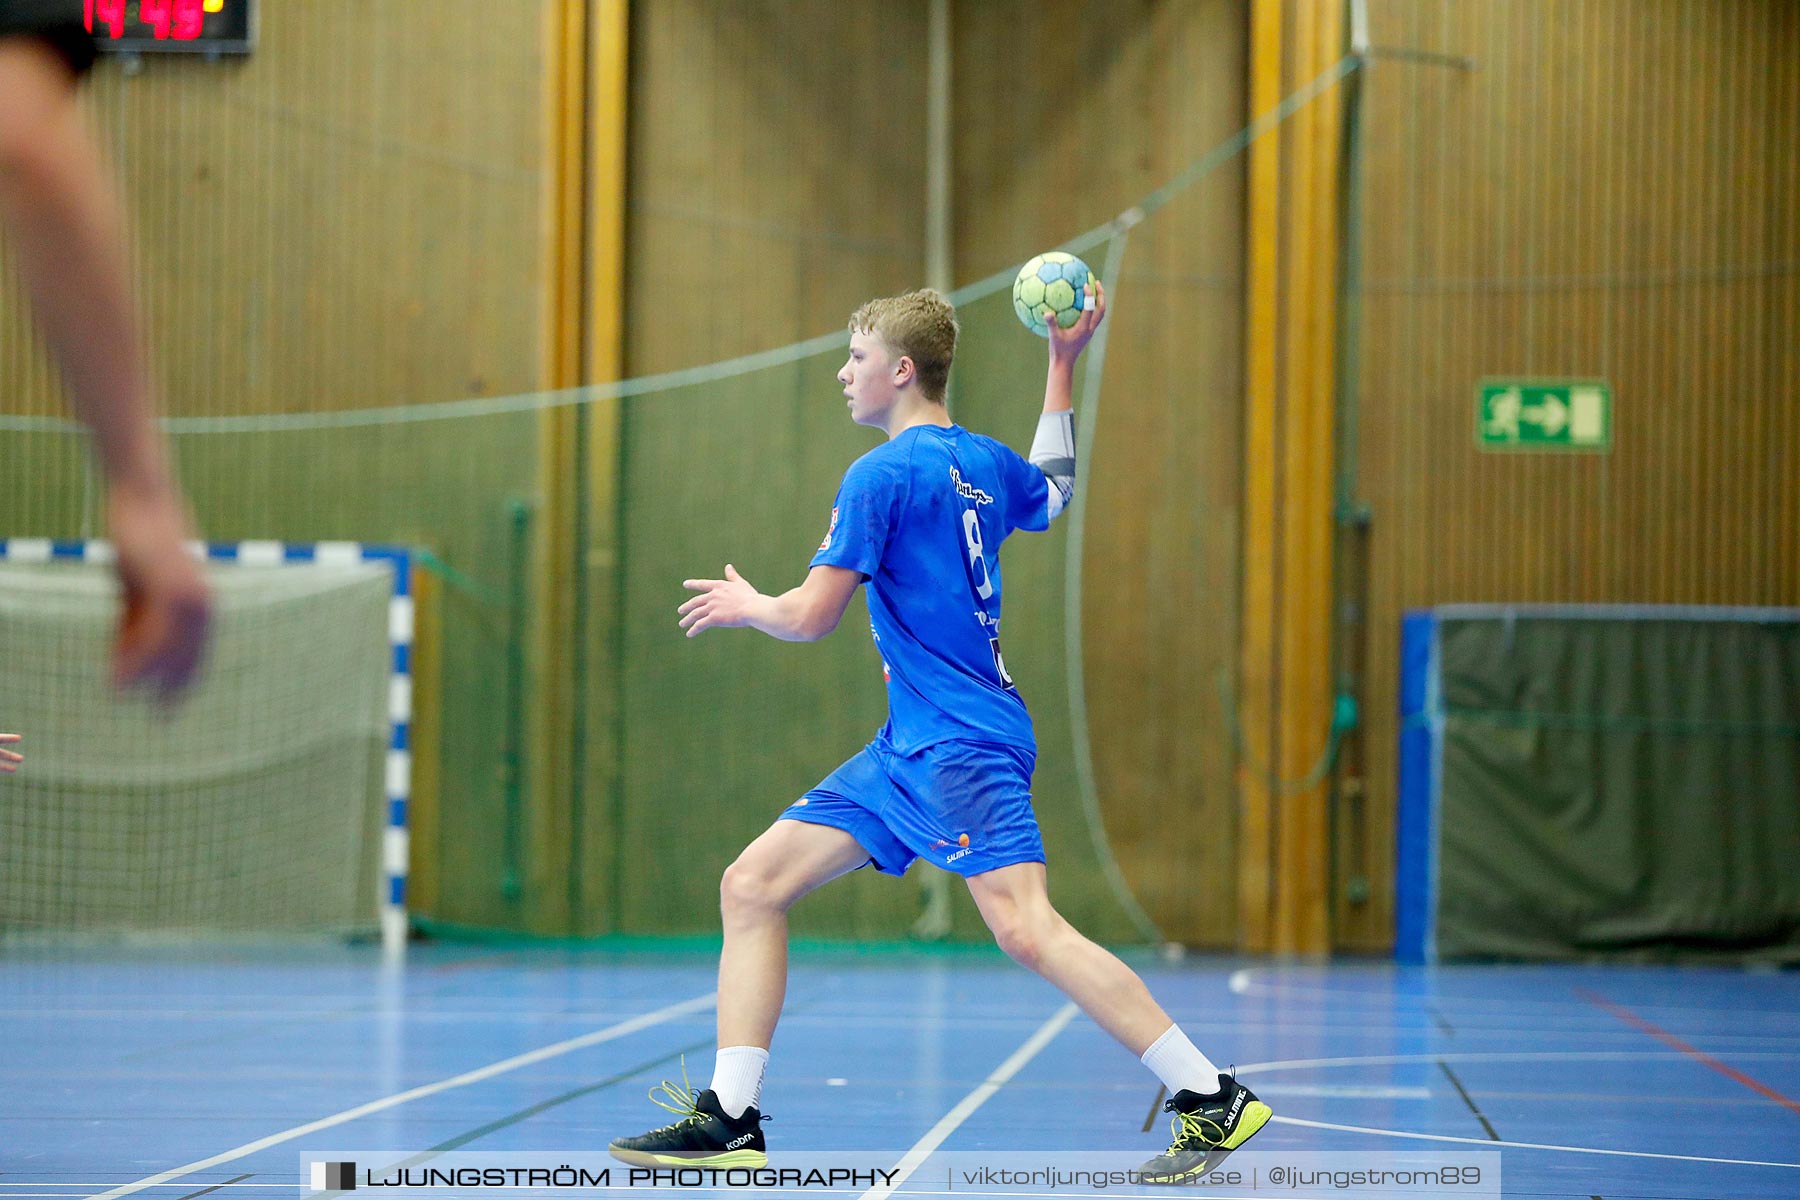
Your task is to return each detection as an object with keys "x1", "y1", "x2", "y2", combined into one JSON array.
[
  {"x1": 139, "y1": 0, "x2": 171, "y2": 39},
  {"x1": 173, "y1": 0, "x2": 205, "y2": 39},
  {"x1": 86, "y1": 0, "x2": 126, "y2": 40}
]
